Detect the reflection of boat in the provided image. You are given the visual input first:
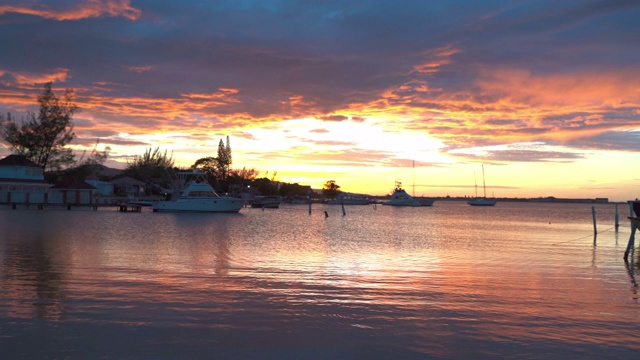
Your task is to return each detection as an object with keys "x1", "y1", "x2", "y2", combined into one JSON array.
[
  {"x1": 468, "y1": 164, "x2": 497, "y2": 207},
  {"x1": 152, "y1": 170, "x2": 244, "y2": 213},
  {"x1": 329, "y1": 192, "x2": 371, "y2": 205},
  {"x1": 384, "y1": 181, "x2": 422, "y2": 207},
  {"x1": 251, "y1": 195, "x2": 282, "y2": 209}
]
